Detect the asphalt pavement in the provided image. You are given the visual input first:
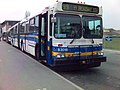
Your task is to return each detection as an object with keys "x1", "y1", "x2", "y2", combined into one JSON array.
[
  {"x1": 57, "y1": 49, "x2": 120, "y2": 90},
  {"x1": 0, "y1": 41, "x2": 83, "y2": 90},
  {"x1": 1, "y1": 41, "x2": 120, "y2": 90}
]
